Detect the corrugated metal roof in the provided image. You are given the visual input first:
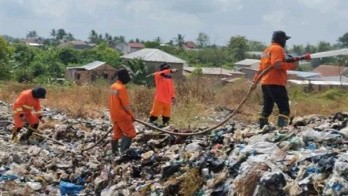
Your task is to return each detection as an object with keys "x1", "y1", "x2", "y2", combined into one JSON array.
[
  {"x1": 234, "y1": 59, "x2": 260, "y2": 66},
  {"x1": 287, "y1": 70, "x2": 321, "y2": 78},
  {"x1": 184, "y1": 67, "x2": 244, "y2": 75},
  {"x1": 67, "y1": 61, "x2": 106, "y2": 70},
  {"x1": 314, "y1": 76, "x2": 348, "y2": 82},
  {"x1": 289, "y1": 79, "x2": 348, "y2": 86},
  {"x1": 121, "y1": 48, "x2": 186, "y2": 63}
]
